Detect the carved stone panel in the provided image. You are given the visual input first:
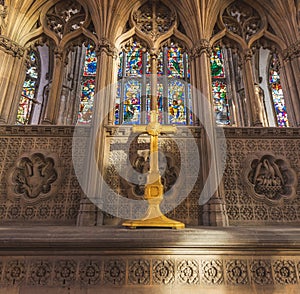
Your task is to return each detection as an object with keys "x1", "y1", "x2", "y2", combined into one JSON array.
[
  {"x1": 245, "y1": 154, "x2": 297, "y2": 206},
  {"x1": 8, "y1": 152, "x2": 59, "y2": 204}
]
